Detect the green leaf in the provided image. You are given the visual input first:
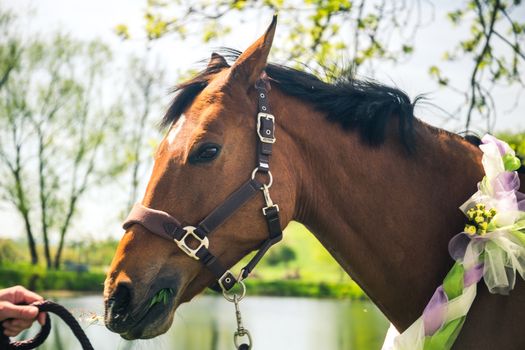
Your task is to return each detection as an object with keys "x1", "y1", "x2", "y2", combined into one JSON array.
[
  {"x1": 447, "y1": 11, "x2": 463, "y2": 25},
  {"x1": 429, "y1": 65, "x2": 440, "y2": 76},
  {"x1": 402, "y1": 45, "x2": 413, "y2": 54},
  {"x1": 148, "y1": 288, "x2": 174, "y2": 309},
  {"x1": 443, "y1": 262, "x2": 464, "y2": 299},
  {"x1": 423, "y1": 317, "x2": 466, "y2": 350},
  {"x1": 114, "y1": 24, "x2": 130, "y2": 40}
]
